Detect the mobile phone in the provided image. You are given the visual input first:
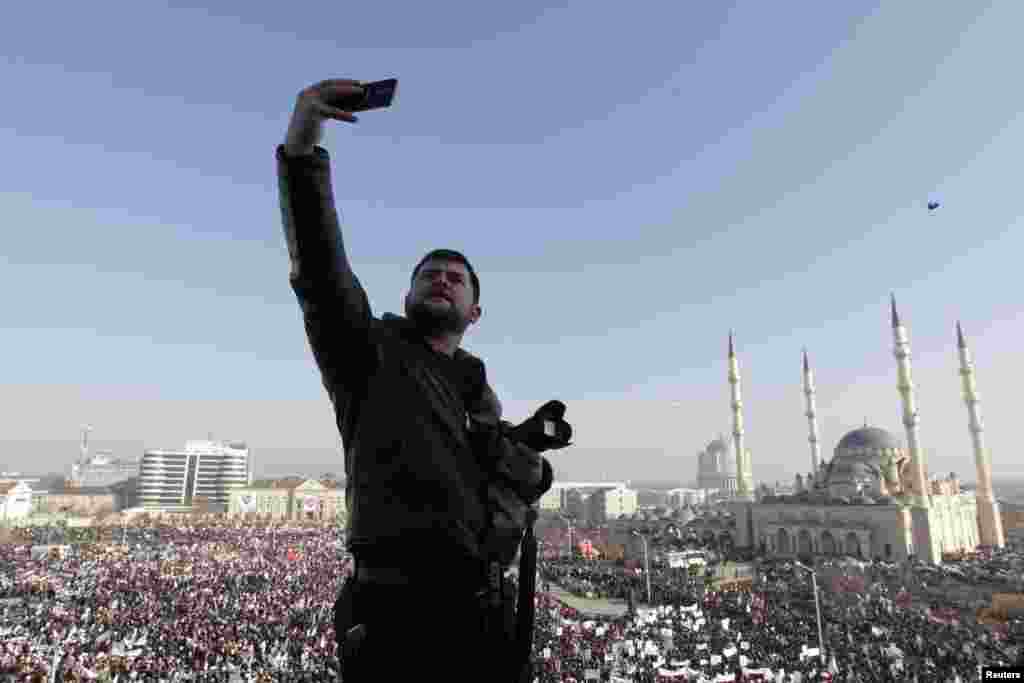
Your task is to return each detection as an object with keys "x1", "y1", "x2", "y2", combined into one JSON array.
[{"x1": 347, "y1": 79, "x2": 398, "y2": 112}]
